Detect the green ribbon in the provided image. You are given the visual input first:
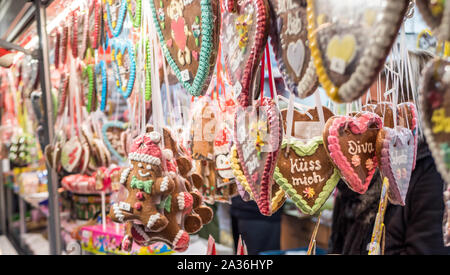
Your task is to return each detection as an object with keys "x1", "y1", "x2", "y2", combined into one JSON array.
[
  {"x1": 158, "y1": 195, "x2": 172, "y2": 213},
  {"x1": 130, "y1": 176, "x2": 154, "y2": 194}
]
